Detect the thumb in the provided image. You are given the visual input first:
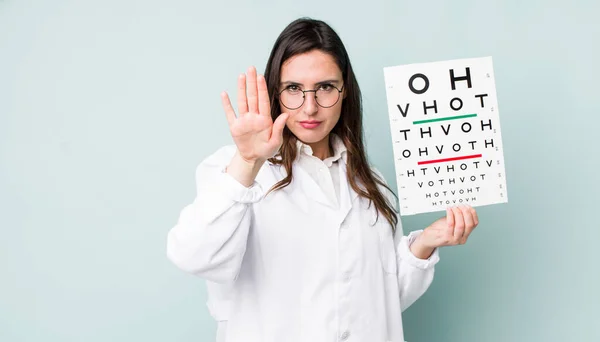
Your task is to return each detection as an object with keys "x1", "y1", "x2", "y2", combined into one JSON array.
[{"x1": 270, "y1": 113, "x2": 289, "y2": 143}]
